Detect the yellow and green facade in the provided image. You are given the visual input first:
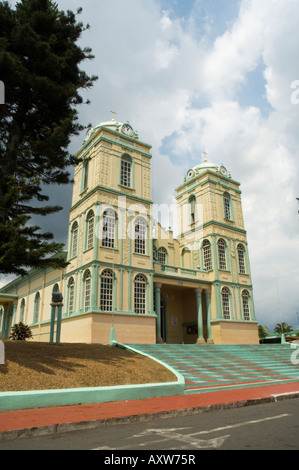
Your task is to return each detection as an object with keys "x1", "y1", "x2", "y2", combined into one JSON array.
[{"x1": 0, "y1": 119, "x2": 259, "y2": 345}]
